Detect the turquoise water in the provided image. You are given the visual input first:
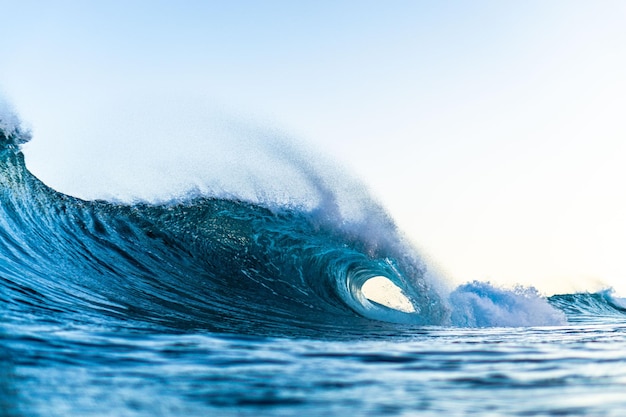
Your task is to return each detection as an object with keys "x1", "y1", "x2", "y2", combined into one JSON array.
[{"x1": 4, "y1": 320, "x2": 626, "y2": 416}]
